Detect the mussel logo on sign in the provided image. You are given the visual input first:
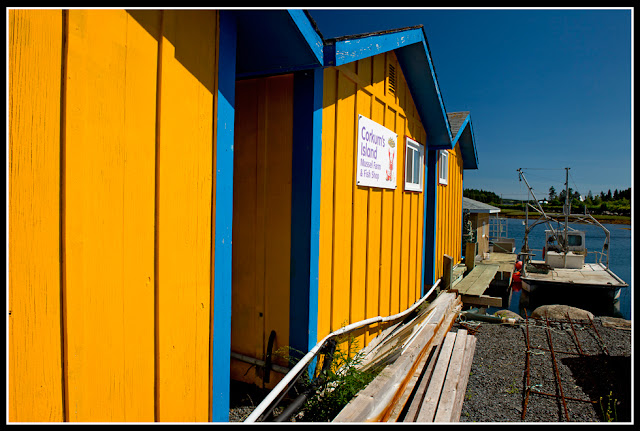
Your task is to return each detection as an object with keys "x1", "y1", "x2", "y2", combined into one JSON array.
[{"x1": 356, "y1": 115, "x2": 397, "y2": 189}]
